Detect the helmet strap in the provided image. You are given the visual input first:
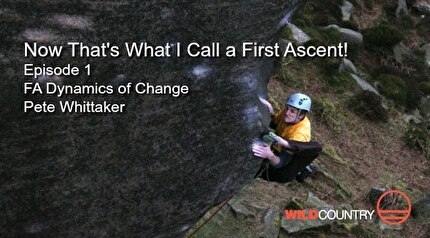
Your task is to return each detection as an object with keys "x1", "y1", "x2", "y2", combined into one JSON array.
[{"x1": 288, "y1": 109, "x2": 303, "y2": 124}]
